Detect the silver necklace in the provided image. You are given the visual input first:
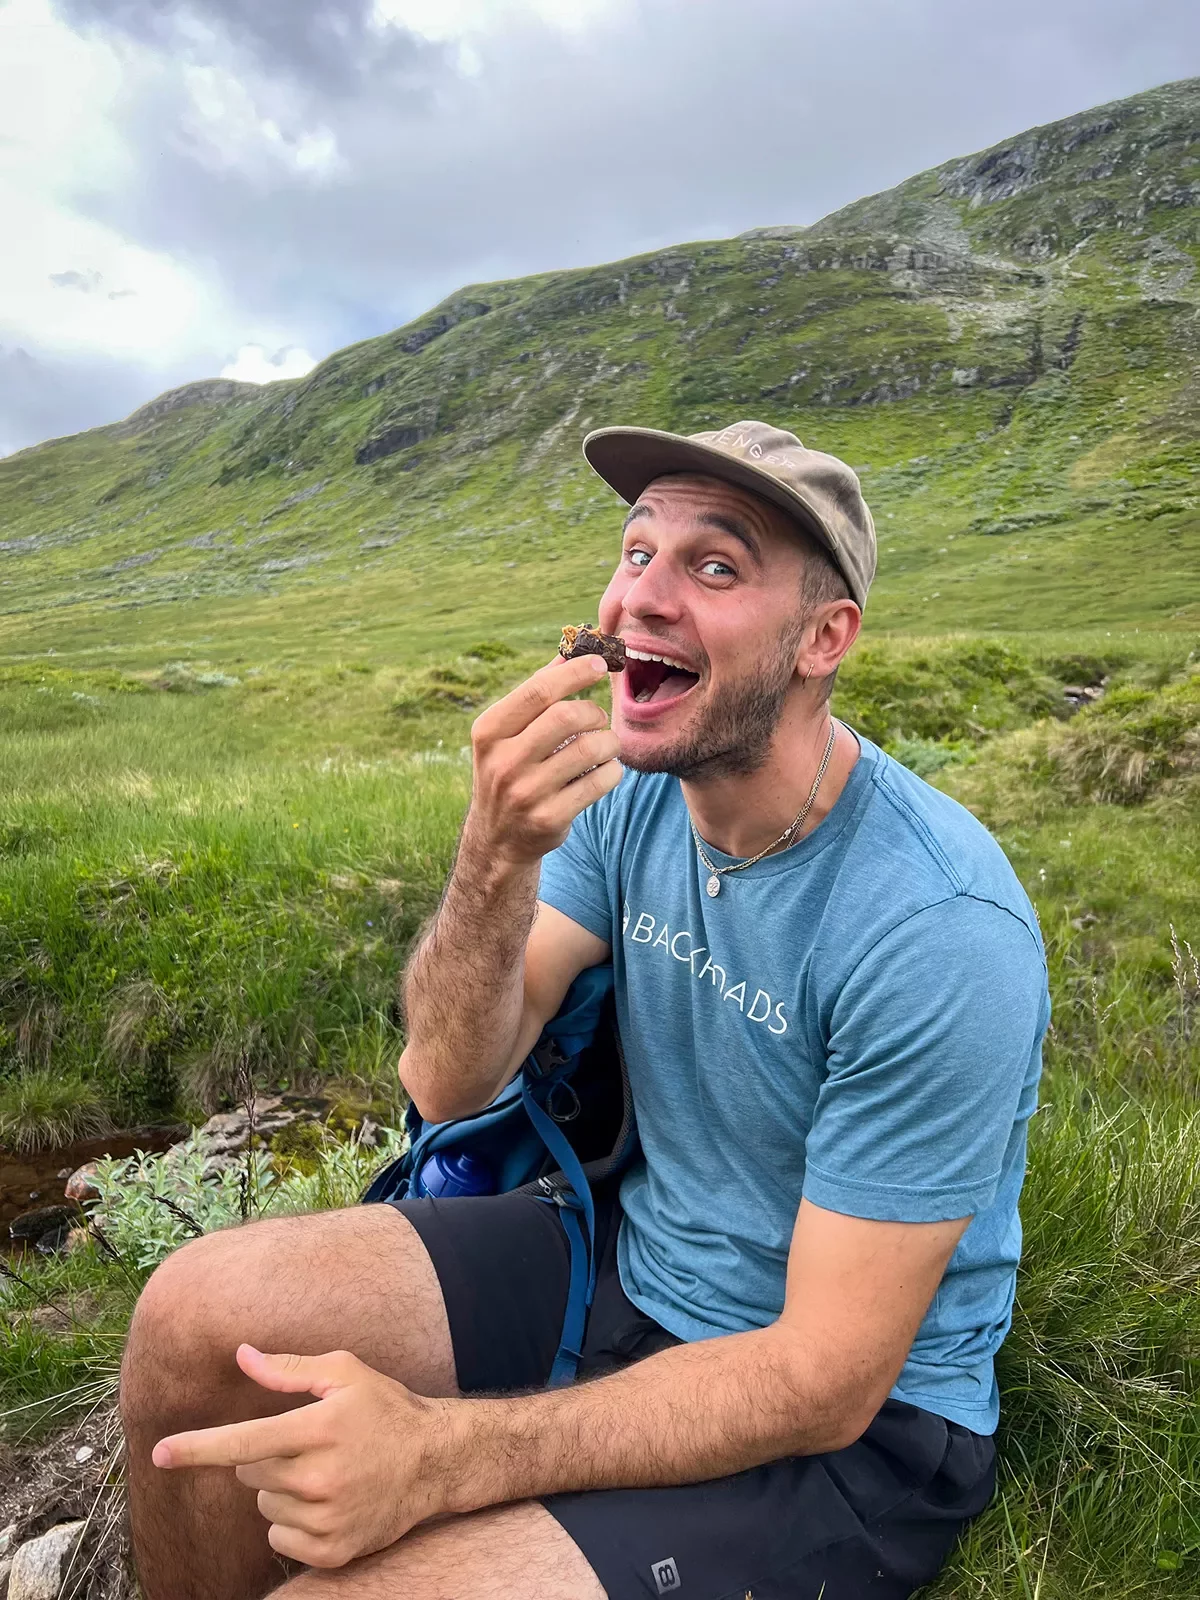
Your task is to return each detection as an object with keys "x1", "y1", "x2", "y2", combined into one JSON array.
[{"x1": 690, "y1": 720, "x2": 838, "y2": 898}]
